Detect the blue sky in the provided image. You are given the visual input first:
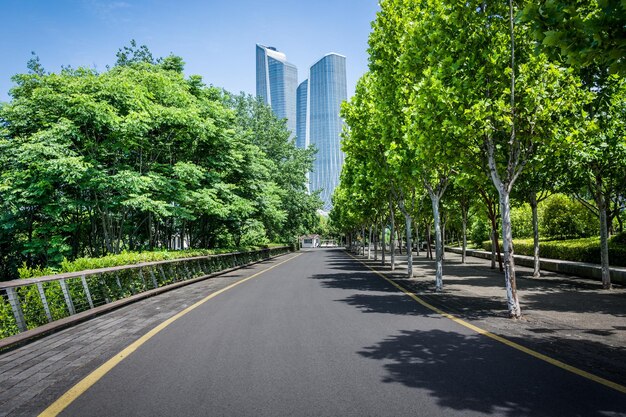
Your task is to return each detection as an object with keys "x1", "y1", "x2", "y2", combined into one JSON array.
[{"x1": 0, "y1": 0, "x2": 380, "y2": 102}]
